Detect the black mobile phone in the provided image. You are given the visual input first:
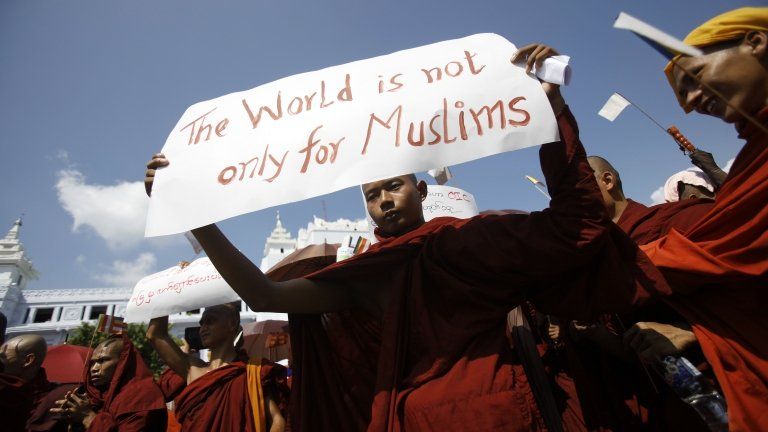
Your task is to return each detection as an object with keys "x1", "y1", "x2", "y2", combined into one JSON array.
[{"x1": 184, "y1": 326, "x2": 204, "y2": 351}]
